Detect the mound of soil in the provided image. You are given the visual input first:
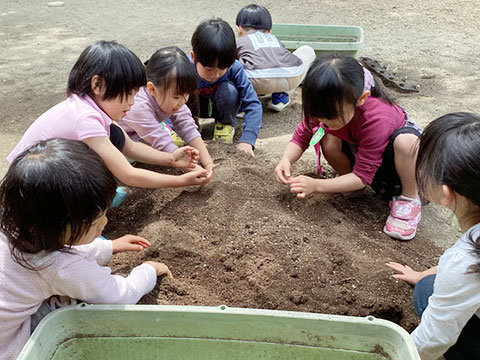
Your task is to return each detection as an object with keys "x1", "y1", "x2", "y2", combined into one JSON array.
[{"x1": 106, "y1": 142, "x2": 441, "y2": 332}]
